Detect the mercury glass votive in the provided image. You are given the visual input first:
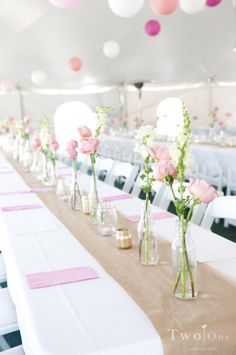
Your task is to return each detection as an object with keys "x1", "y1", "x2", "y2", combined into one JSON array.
[{"x1": 116, "y1": 228, "x2": 132, "y2": 249}]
